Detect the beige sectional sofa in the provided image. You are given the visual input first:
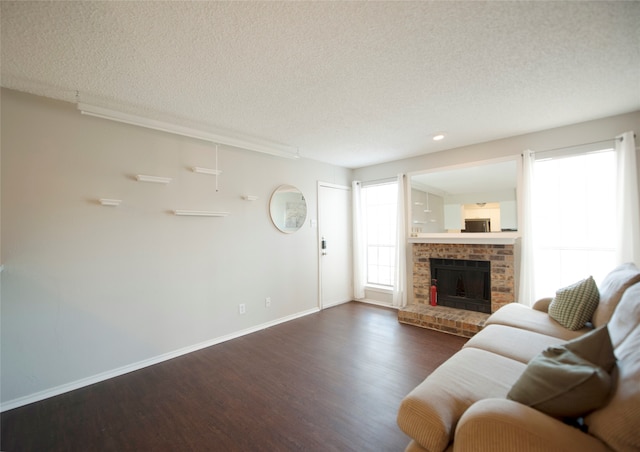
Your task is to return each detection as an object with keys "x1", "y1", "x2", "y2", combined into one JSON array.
[{"x1": 397, "y1": 263, "x2": 640, "y2": 452}]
